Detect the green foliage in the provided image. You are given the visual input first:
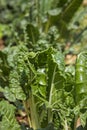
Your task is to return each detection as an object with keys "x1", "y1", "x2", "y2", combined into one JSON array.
[
  {"x1": 62, "y1": 0, "x2": 83, "y2": 23},
  {"x1": 75, "y1": 51, "x2": 87, "y2": 102},
  {"x1": 0, "y1": 51, "x2": 10, "y2": 88},
  {"x1": 0, "y1": 0, "x2": 87, "y2": 130},
  {"x1": 29, "y1": 48, "x2": 75, "y2": 129},
  {"x1": 0, "y1": 0, "x2": 85, "y2": 47},
  {"x1": 26, "y1": 24, "x2": 39, "y2": 44},
  {"x1": 0, "y1": 100, "x2": 21, "y2": 130},
  {"x1": 0, "y1": 43, "x2": 87, "y2": 129}
]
